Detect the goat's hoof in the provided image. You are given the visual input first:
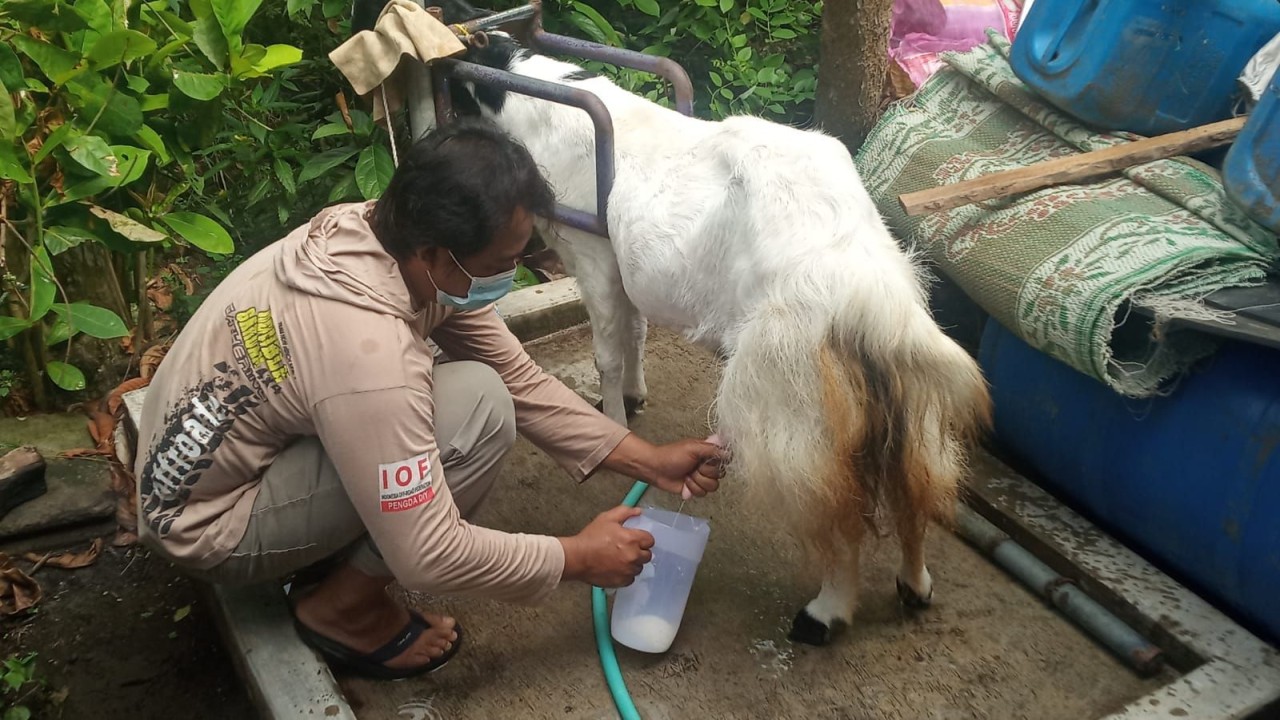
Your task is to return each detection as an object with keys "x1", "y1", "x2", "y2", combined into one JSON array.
[
  {"x1": 592, "y1": 395, "x2": 647, "y2": 418},
  {"x1": 788, "y1": 608, "x2": 833, "y2": 646},
  {"x1": 896, "y1": 578, "x2": 933, "y2": 610}
]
